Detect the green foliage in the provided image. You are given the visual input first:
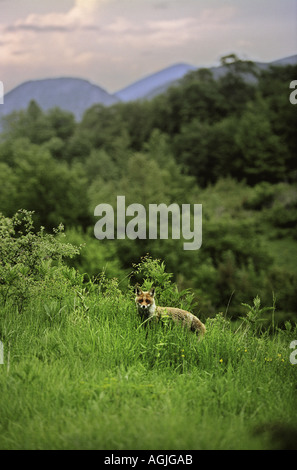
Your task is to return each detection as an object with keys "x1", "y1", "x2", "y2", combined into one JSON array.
[
  {"x1": 234, "y1": 98, "x2": 287, "y2": 184},
  {"x1": 131, "y1": 254, "x2": 195, "y2": 312},
  {"x1": 0, "y1": 58, "x2": 296, "y2": 448},
  {"x1": 0, "y1": 255, "x2": 296, "y2": 449},
  {"x1": 239, "y1": 295, "x2": 275, "y2": 335},
  {"x1": 63, "y1": 226, "x2": 127, "y2": 281},
  {"x1": 243, "y1": 182, "x2": 276, "y2": 210},
  {"x1": 0, "y1": 138, "x2": 91, "y2": 229},
  {"x1": 0, "y1": 210, "x2": 80, "y2": 311},
  {"x1": 0, "y1": 59, "x2": 296, "y2": 325}
]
